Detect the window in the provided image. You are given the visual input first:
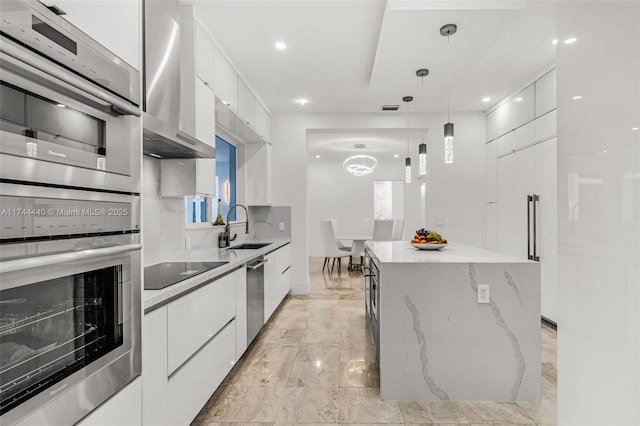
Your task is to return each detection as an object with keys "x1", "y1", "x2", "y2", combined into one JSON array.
[
  {"x1": 185, "y1": 197, "x2": 207, "y2": 224},
  {"x1": 215, "y1": 136, "x2": 237, "y2": 221}
]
